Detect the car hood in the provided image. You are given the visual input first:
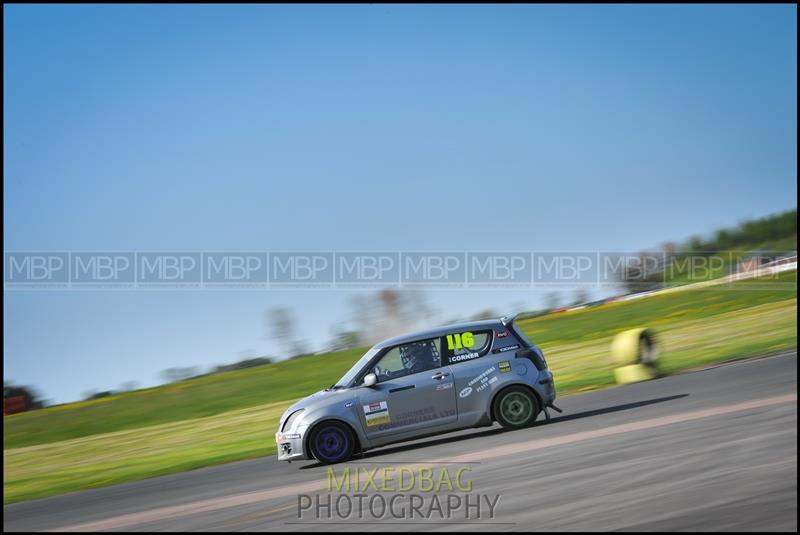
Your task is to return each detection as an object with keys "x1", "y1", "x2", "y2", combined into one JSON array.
[{"x1": 283, "y1": 387, "x2": 356, "y2": 416}]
